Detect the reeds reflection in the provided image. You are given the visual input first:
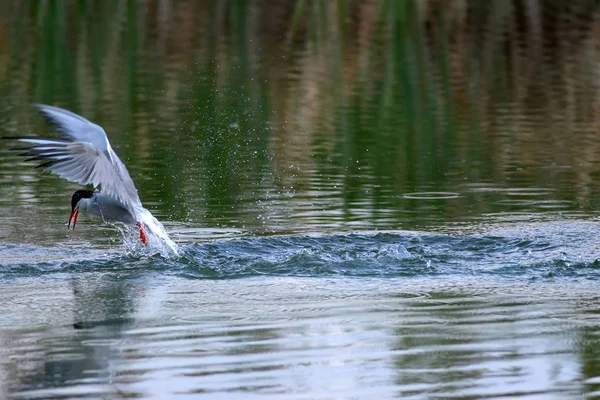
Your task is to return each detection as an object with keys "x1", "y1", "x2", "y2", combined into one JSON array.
[{"x1": 2, "y1": 0, "x2": 600, "y2": 233}]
